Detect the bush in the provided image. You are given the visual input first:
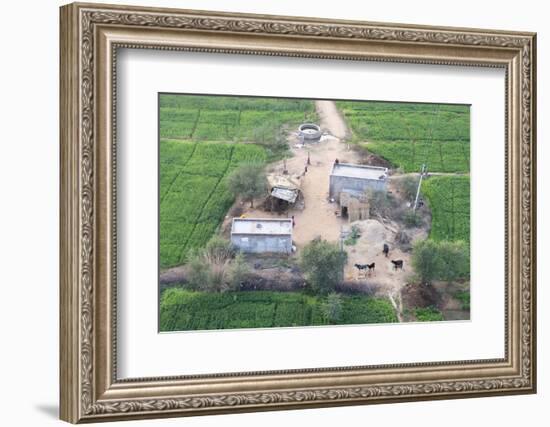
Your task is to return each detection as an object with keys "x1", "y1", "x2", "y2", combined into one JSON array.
[
  {"x1": 228, "y1": 253, "x2": 250, "y2": 291},
  {"x1": 454, "y1": 290, "x2": 470, "y2": 311},
  {"x1": 344, "y1": 225, "x2": 361, "y2": 246},
  {"x1": 186, "y1": 250, "x2": 211, "y2": 291},
  {"x1": 412, "y1": 239, "x2": 469, "y2": 284},
  {"x1": 186, "y1": 236, "x2": 243, "y2": 293},
  {"x1": 300, "y1": 238, "x2": 348, "y2": 295},
  {"x1": 322, "y1": 293, "x2": 343, "y2": 324},
  {"x1": 203, "y1": 235, "x2": 234, "y2": 264},
  {"x1": 414, "y1": 306, "x2": 444, "y2": 322}
]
